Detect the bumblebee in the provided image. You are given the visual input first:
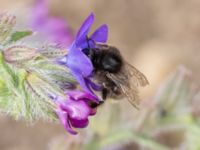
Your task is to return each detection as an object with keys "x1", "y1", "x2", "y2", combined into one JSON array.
[{"x1": 82, "y1": 43, "x2": 149, "y2": 108}]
